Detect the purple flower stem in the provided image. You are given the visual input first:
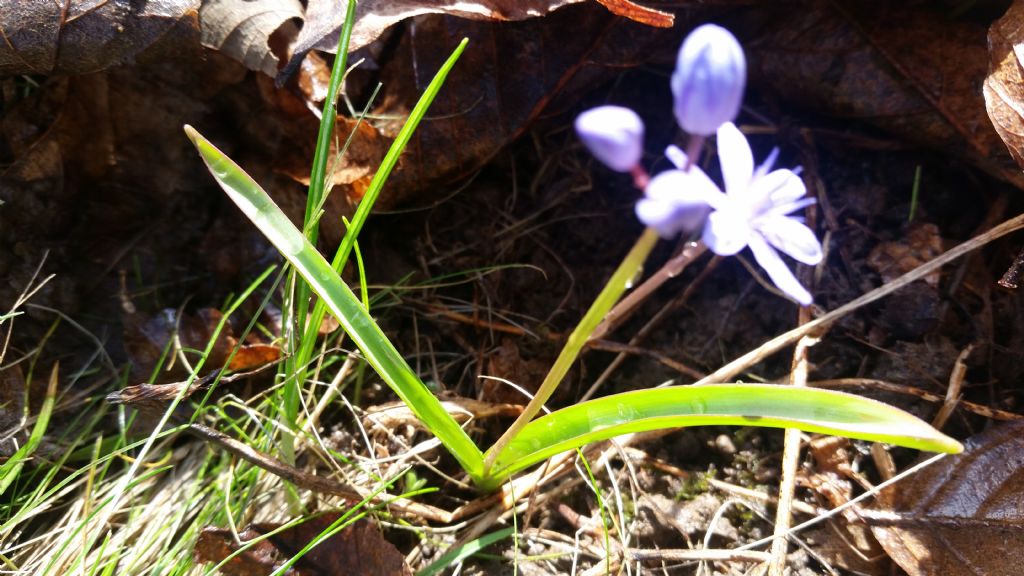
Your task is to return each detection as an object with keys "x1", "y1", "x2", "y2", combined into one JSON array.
[
  {"x1": 589, "y1": 240, "x2": 709, "y2": 342},
  {"x1": 631, "y1": 165, "x2": 650, "y2": 190},
  {"x1": 683, "y1": 135, "x2": 705, "y2": 171}
]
